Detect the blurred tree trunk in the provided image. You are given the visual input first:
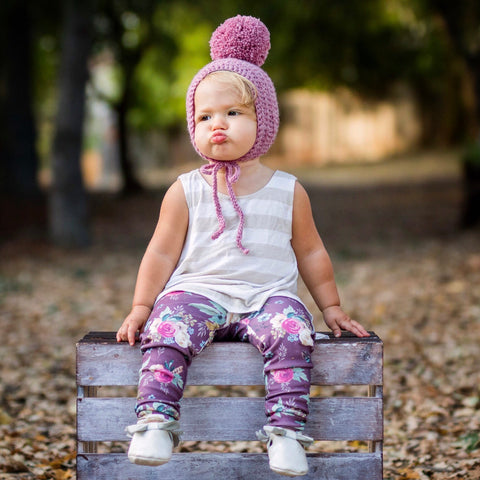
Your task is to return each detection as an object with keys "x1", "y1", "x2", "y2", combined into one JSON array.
[
  {"x1": 0, "y1": 0, "x2": 39, "y2": 196},
  {"x1": 0, "y1": 0, "x2": 45, "y2": 237},
  {"x1": 432, "y1": 0, "x2": 480, "y2": 227},
  {"x1": 99, "y1": 1, "x2": 145, "y2": 195},
  {"x1": 0, "y1": 0, "x2": 39, "y2": 197},
  {"x1": 462, "y1": 55, "x2": 480, "y2": 227},
  {"x1": 49, "y1": 0, "x2": 93, "y2": 246},
  {"x1": 115, "y1": 62, "x2": 143, "y2": 195}
]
